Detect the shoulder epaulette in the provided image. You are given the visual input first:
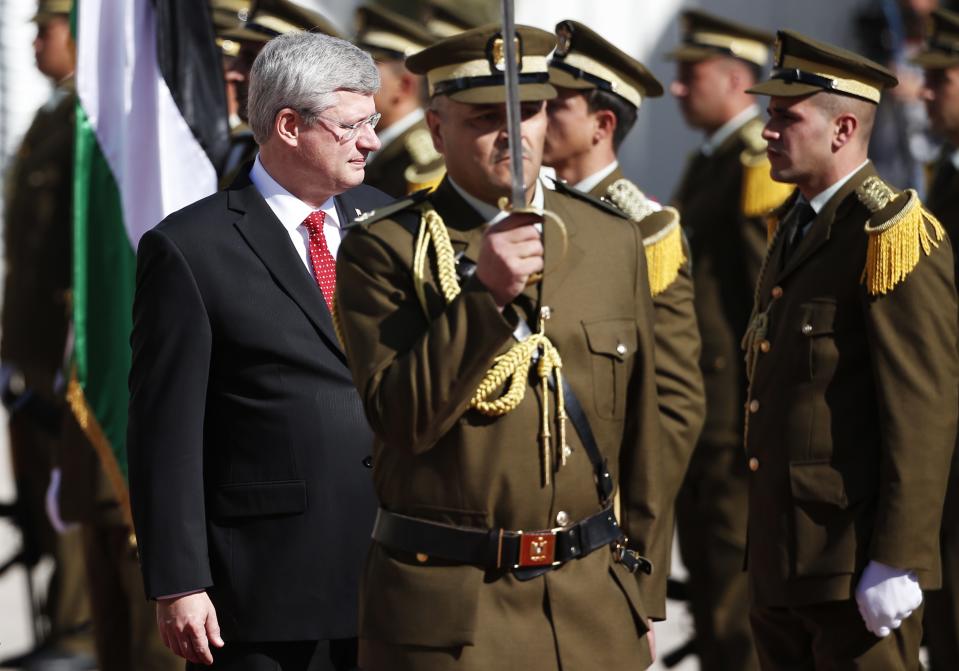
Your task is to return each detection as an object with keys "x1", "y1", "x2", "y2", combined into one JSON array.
[
  {"x1": 739, "y1": 120, "x2": 794, "y2": 219},
  {"x1": 549, "y1": 177, "x2": 629, "y2": 220},
  {"x1": 763, "y1": 189, "x2": 800, "y2": 244},
  {"x1": 857, "y1": 175, "x2": 945, "y2": 295},
  {"x1": 605, "y1": 178, "x2": 660, "y2": 222},
  {"x1": 347, "y1": 188, "x2": 432, "y2": 230},
  {"x1": 640, "y1": 207, "x2": 686, "y2": 297}
]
